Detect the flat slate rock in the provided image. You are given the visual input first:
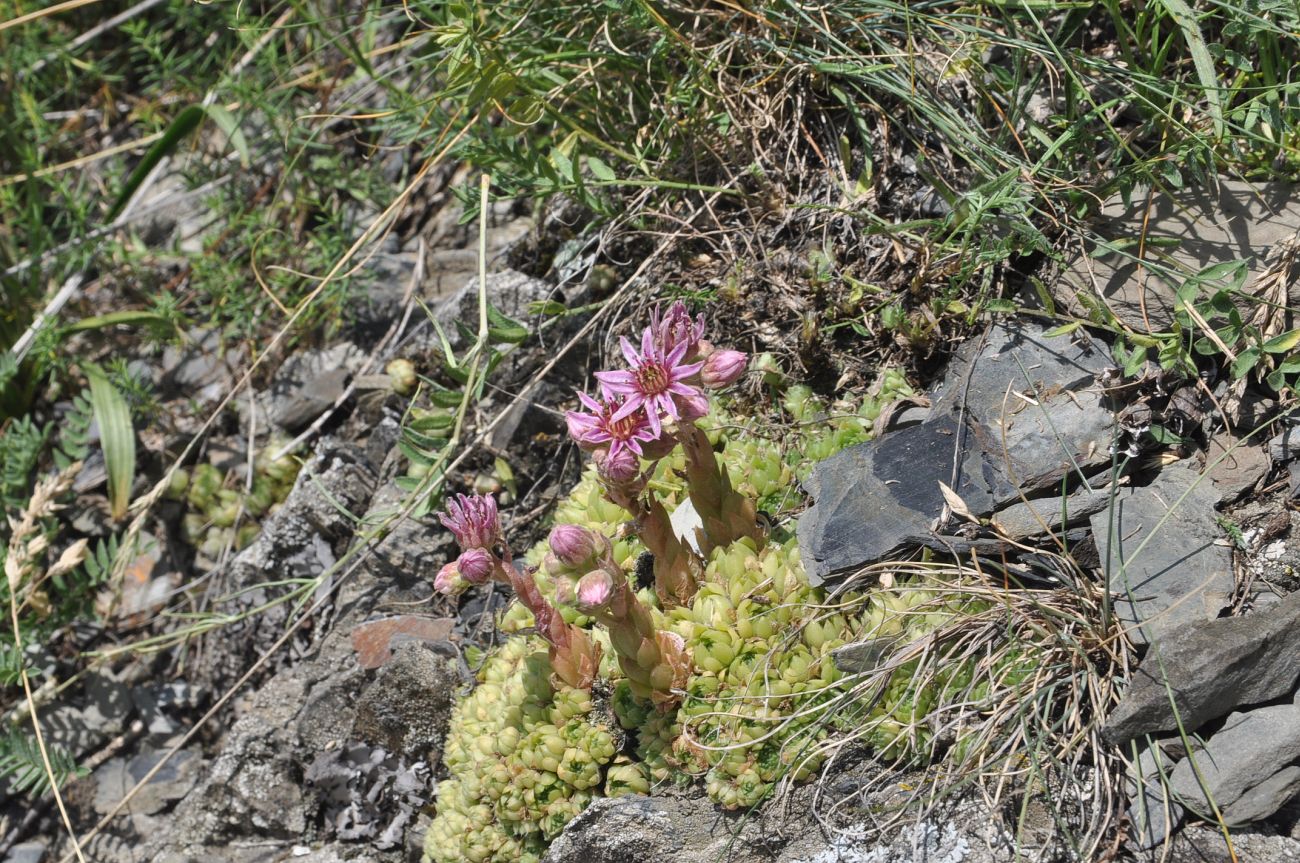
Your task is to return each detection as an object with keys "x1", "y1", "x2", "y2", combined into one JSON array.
[
  {"x1": 1126, "y1": 742, "x2": 1183, "y2": 851},
  {"x1": 1055, "y1": 179, "x2": 1300, "y2": 333},
  {"x1": 1105, "y1": 590, "x2": 1300, "y2": 743},
  {"x1": 798, "y1": 320, "x2": 1113, "y2": 583},
  {"x1": 1092, "y1": 462, "x2": 1233, "y2": 645},
  {"x1": 1169, "y1": 703, "x2": 1300, "y2": 825}
]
